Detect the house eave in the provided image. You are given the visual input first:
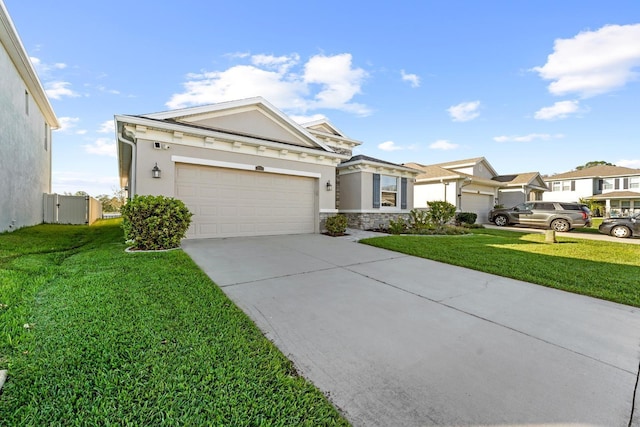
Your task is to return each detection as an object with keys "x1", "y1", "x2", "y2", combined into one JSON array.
[{"x1": 0, "y1": 2, "x2": 58, "y2": 128}]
